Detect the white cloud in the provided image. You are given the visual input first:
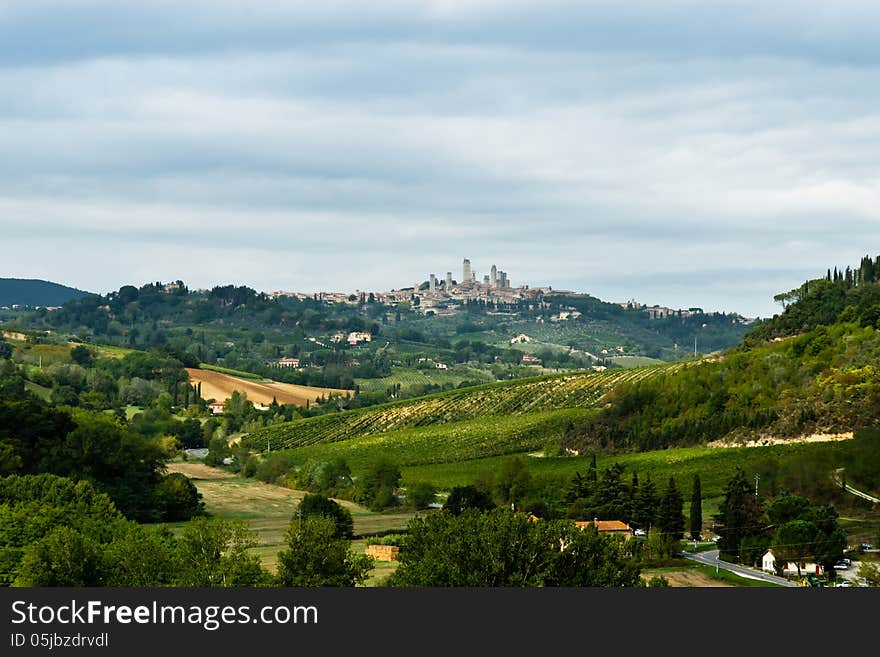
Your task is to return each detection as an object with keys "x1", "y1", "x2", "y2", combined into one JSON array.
[{"x1": 1, "y1": 2, "x2": 878, "y2": 317}]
